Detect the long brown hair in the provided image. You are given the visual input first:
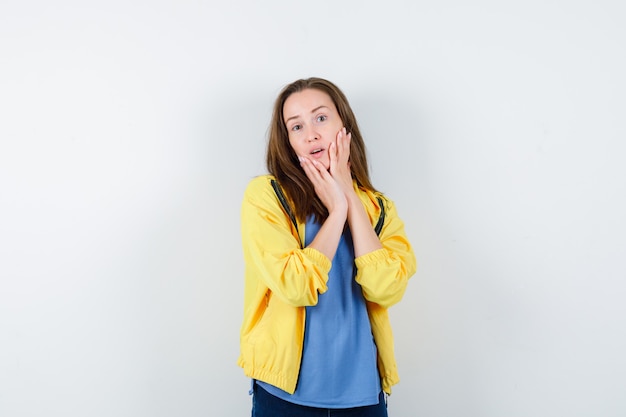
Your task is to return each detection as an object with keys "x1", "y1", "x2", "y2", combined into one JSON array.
[{"x1": 266, "y1": 77, "x2": 377, "y2": 222}]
